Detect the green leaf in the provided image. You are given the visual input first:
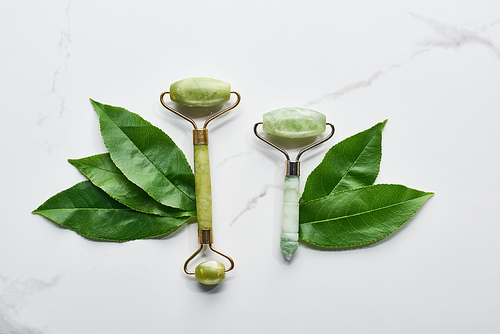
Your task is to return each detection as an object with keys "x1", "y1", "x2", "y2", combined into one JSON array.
[
  {"x1": 299, "y1": 184, "x2": 433, "y2": 248},
  {"x1": 69, "y1": 153, "x2": 195, "y2": 217},
  {"x1": 301, "y1": 120, "x2": 387, "y2": 204},
  {"x1": 90, "y1": 99, "x2": 196, "y2": 212},
  {"x1": 32, "y1": 181, "x2": 190, "y2": 241}
]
